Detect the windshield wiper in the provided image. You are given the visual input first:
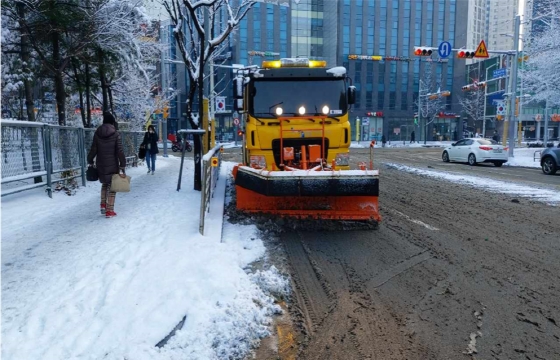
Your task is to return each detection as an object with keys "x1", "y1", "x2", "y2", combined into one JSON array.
[
  {"x1": 268, "y1": 101, "x2": 284, "y2": 114},
  {"x1": 312, "y1": 105, "x2": 340, "y2": 122}
]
